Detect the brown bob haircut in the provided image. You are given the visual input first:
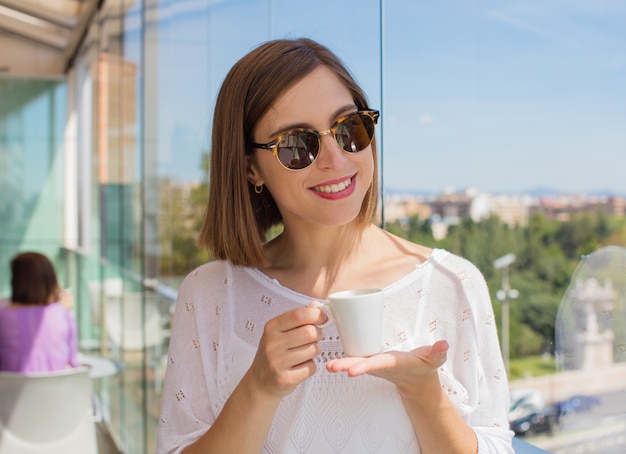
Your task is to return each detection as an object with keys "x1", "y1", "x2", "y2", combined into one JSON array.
[
  {"x1": 11, "y1": 252, "x2": 61, "y2": 305},
  {"x1": 198, "y1": 38, "x2": 379, "y2": 268}
]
